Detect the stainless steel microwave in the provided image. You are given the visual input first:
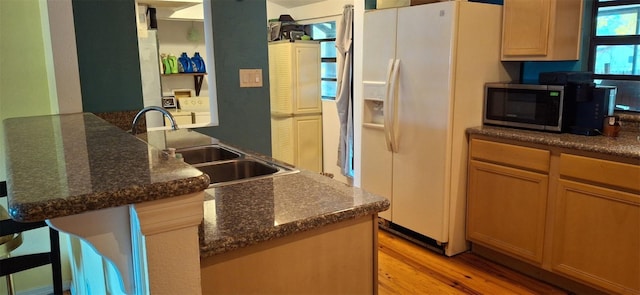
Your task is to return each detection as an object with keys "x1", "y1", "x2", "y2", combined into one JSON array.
[{"x1": 483, "y1": 83, "x2": 565, "y2": 132}]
